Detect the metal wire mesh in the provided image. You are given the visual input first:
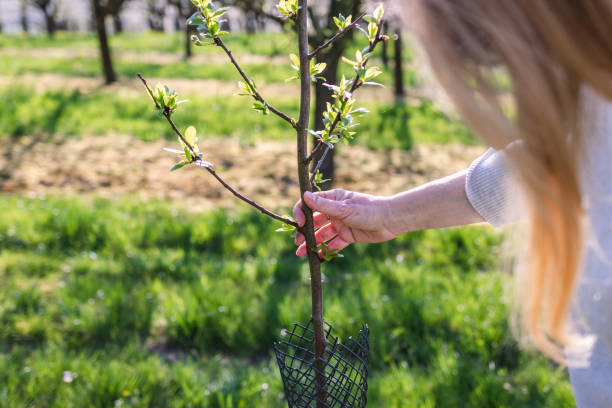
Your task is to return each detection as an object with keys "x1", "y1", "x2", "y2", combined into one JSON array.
[{"x1": 273, "y1": 321, "x2": 369, "y2": 408}]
